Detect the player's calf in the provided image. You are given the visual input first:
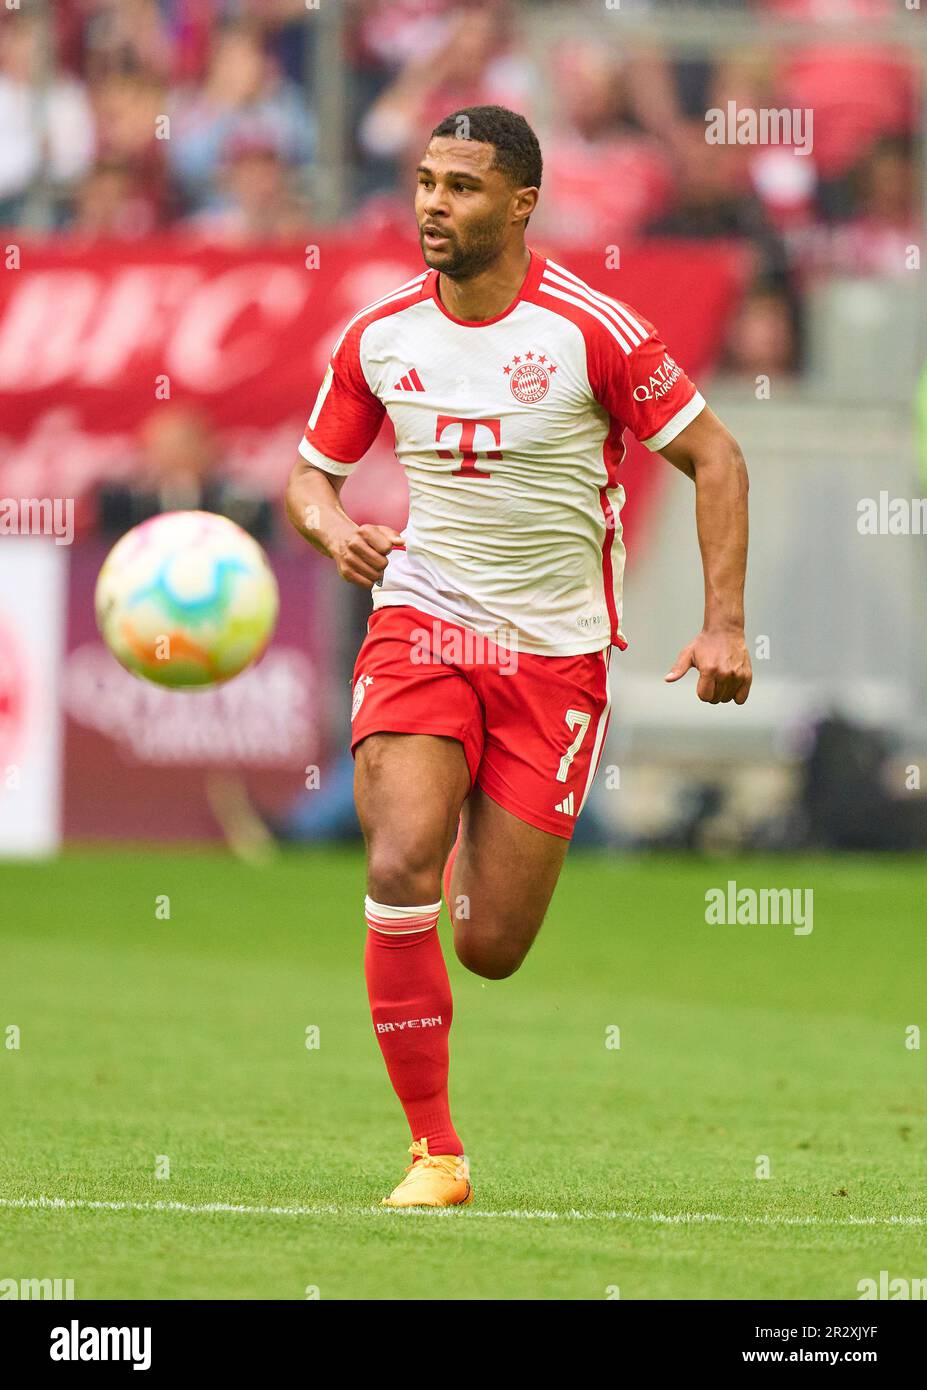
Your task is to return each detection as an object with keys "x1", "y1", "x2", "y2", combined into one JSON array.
[
  {"x1": 445, "y1": 854, "x2": 534, "y2": 978},
  {"x1": 444, "y1": 787, "x2": 569, "y2": 979}
]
